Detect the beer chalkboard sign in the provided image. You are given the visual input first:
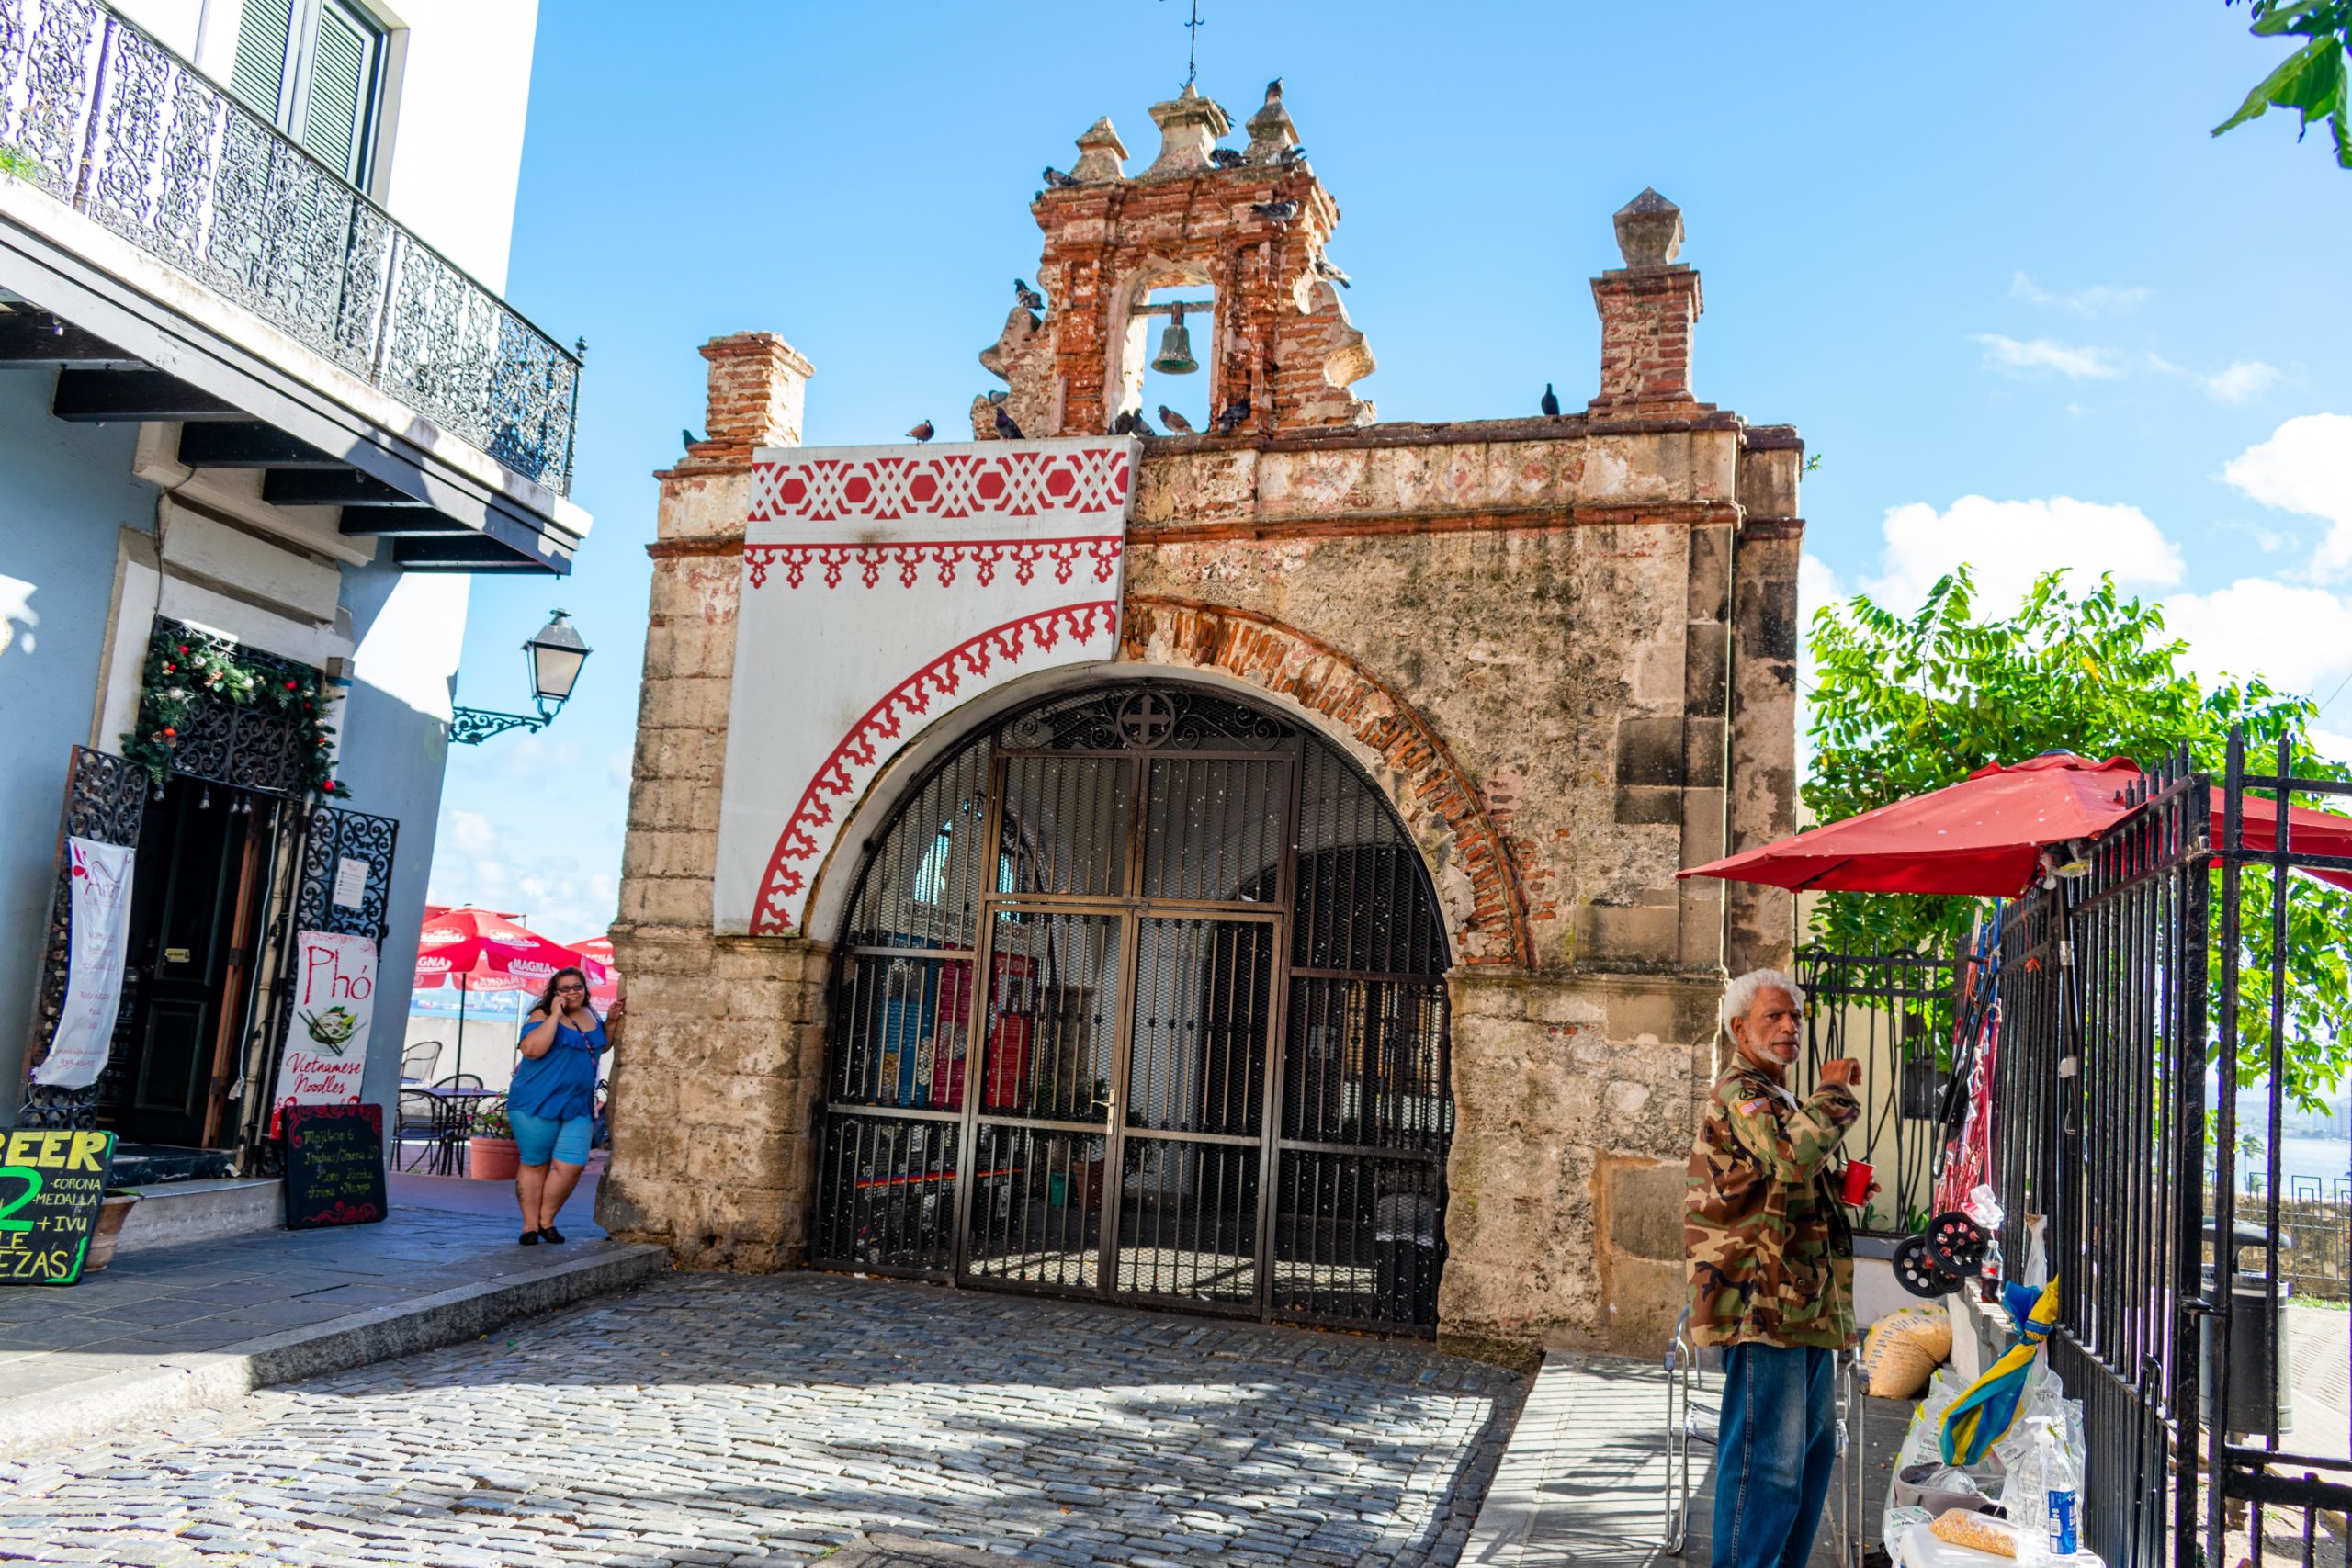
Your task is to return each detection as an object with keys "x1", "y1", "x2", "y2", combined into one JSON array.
[
  {"x1": 0, "y1": 1128, "x2": 117, "y2": 1286},
  {"x1": 283, "y1": 1103, "x2": 386, "y2": 1230}
]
